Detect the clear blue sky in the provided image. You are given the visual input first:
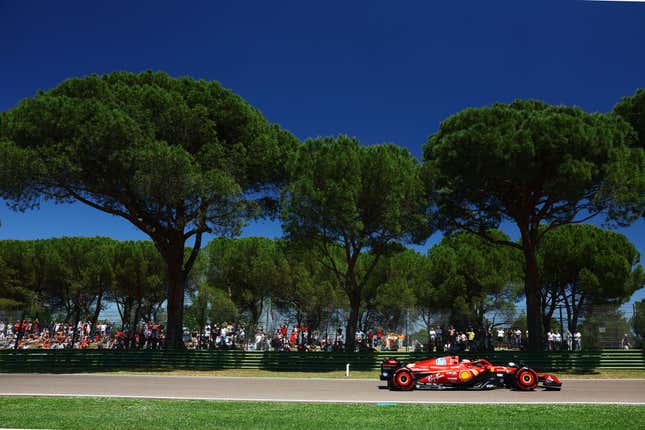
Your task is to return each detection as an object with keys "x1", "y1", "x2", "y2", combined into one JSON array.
[{"x1": 1, "y1": 1, "x2": 644, "y2": 306}]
